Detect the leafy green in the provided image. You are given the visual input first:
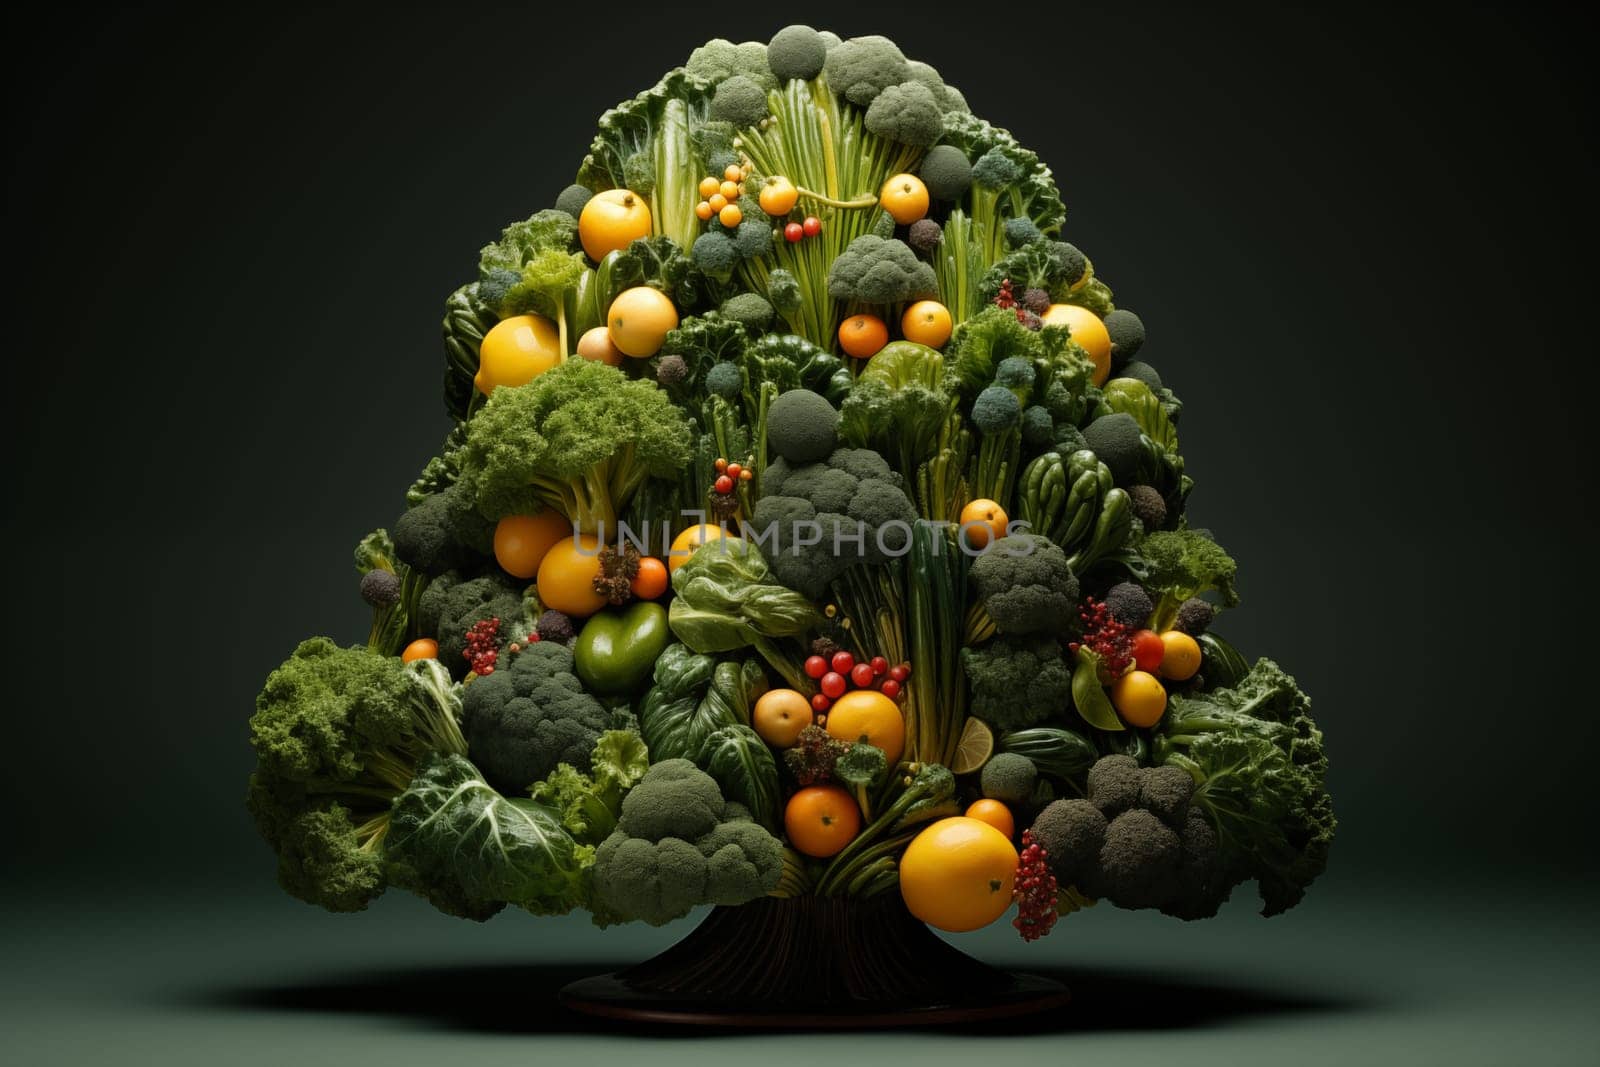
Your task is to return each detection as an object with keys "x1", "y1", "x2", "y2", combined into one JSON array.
[
  {"x1": 838, "y1": 341, "x2": 955, "y2": 484},
  {"x1": 529, "y1": 730, "x2": 651, "y2": 845},
  {"x1": 386, "y1": 753, "x2": 594, "y2": 918},
  {"x1": 638, "y1": 643, "x2": 766, "y2": 764},
  {"x1": 440, "y1": 285, "x2": 495, "y2": 424},
  {"x1": 1155, "y1": 659, "x2": 1335, "y2": 916},
  {"x1": 738, "y1": 332, "x2": 854, "y2": 409},
  {"x1": 940, "y1": 113, "x2": 1066, "y2": 261},
  {"x1": 1137, "y1": 528, "x2": 1240, "y2": 631},
  {"x1": 577, "y1": 69, "x2": 718, "y2": 251},
  {"x1": 696, "y1": 723, "x2": 782, "y2": 832},
  {"x1": 611, "y1": 235, "x2": 725, "y2": 314},
  {"x1": 668, "y1": 537, "x2": 825, "y2": 655}
]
